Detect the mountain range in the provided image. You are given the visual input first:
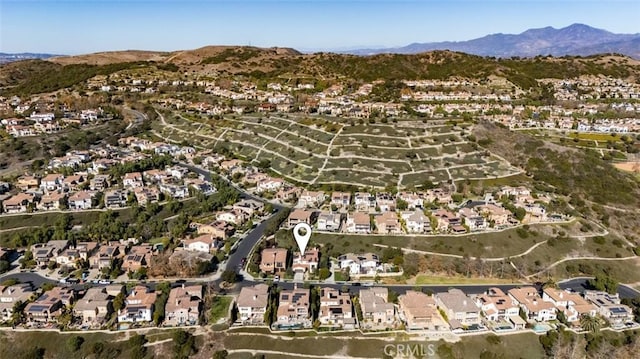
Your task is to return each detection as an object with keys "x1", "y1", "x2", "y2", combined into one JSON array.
[
  {"x1": 0, "y1": 52, "x2": 60, "y2": 64},
  {"x1": 346, "y1": 24, "x2": 640, "y2": 59}
]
